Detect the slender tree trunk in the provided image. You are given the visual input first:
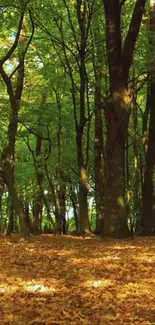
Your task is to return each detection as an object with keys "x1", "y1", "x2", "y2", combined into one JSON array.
[
  {"x1": 141, "y1": 83, "x2": 155, "y2": 234},
  {"x1": 70, "y1": 185, "x2": 79, "y2": 233},
  {"x1": 132, "y1": 90, "x2": 141, "y2": 232},
  {"x1": 57, "y1": 1, "x2": 91, "y2": 234},
  {"x1": 4, "y1": 169, "x2": 29, "y2": 237},
  {"x1": 6, "y1": 197, "x2": 14, "y2": 236},
  {"x1": 1, "y1": 117, "x2": 29, "y2": 238},
  {"x1": 0, "y1": 7, "x2": 34, "y2": 238},
  {"x1": 75, "y1": 1, "x2": 90, "y2": 234},
  {"x1": 77, "y1": 133, "x2": 90, "y2": 234},
  {"x1": 0, "y1": 178, "x2": 4, "y2": 234},
  {"x1": 58, "y1": 184, "x2": 67, "y2": 234},
  {"x1": 141, "y1": 2, "x2": 155, "y2": 235},
  {"x1": 92, "y1": 6, "x2": 105, "y2": 234},
  {"x1": 33, "y1": 135, "x2": 43, "y2": 233}
]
